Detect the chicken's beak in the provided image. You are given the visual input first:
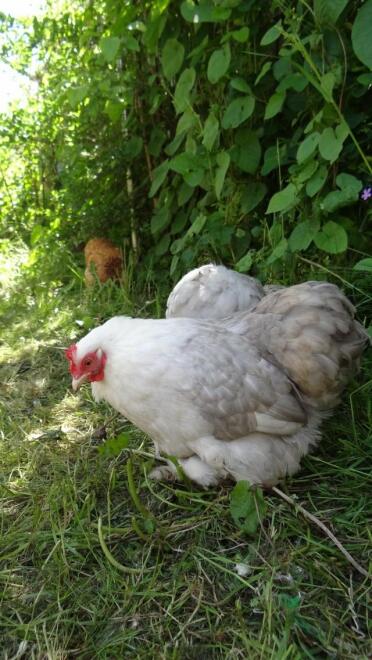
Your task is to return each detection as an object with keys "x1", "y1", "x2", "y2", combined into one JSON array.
[{"x1": 72, "y1": 374, "x2": 88, "y2": 391}]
